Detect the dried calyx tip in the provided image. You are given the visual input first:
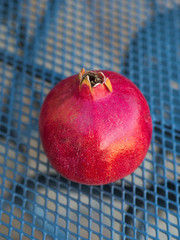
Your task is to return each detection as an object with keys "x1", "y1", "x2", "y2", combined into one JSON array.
[{"x1": 79, "y1": 68, "x2": 112, "y2": 92}]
